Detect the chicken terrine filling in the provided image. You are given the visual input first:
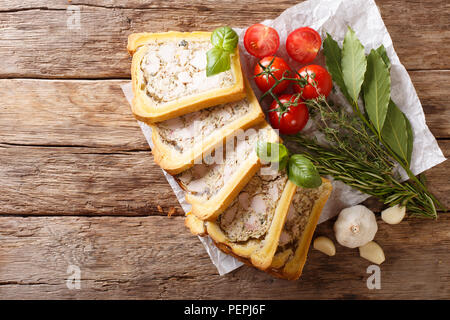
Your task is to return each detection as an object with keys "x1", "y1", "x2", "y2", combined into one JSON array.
[
  {"x1": 217, "y1": 168, "x2": 288, "y2": 242},
  {"x1": 155, "y1": 99, "x2": 251, "y2": 154},
  {"x1": 140, "y1": 39, "x2": 235, "y2": 104},
  {"x1": 176, "y1": 126, "x2": 273, "y2": 201},
  {"x1": 273, "y1": 184, "x2": 326, "y2": 267}
]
